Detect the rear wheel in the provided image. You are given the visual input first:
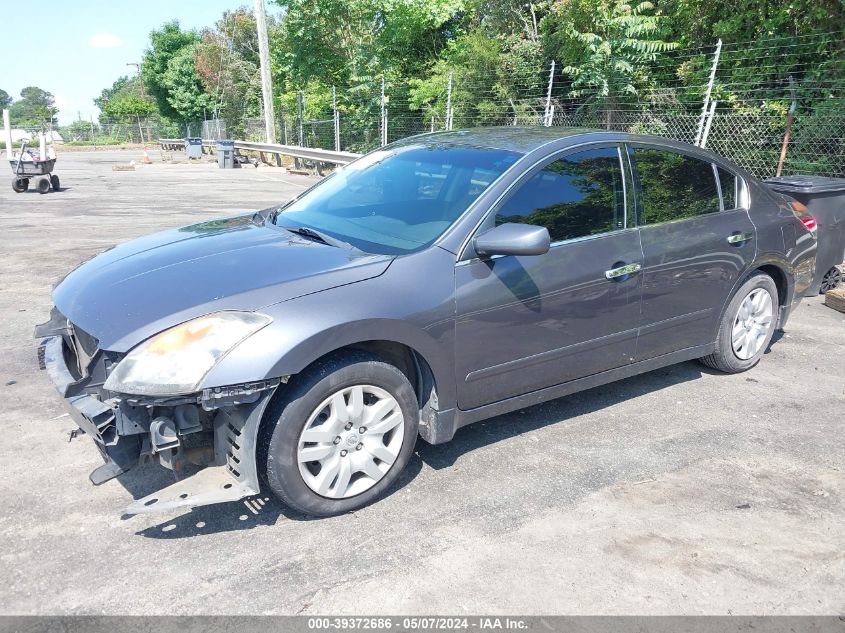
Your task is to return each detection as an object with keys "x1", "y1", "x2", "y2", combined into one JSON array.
[
  {"x1": 259, "y1": 352, "x2": 419, "y2": 516},
  {"x1": 36, "y1": 177, "x2": 50, "y2": 194},
  {"x1": 12, "y1": 178, "x2": 28, "y2": 193},
  {"x1": 700, "y1": 272, "x2": 778, "y2": 373},
  {"x1": 50, "y1": 174, "x2": 60, "y2": 191},
  {"x1": 819, "y1": 266, "x2": 842, "y2": 294}
]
